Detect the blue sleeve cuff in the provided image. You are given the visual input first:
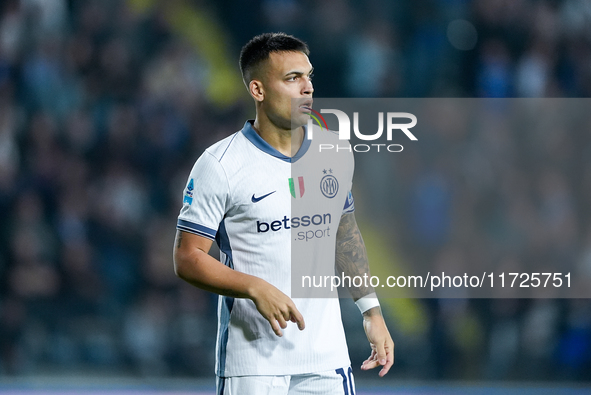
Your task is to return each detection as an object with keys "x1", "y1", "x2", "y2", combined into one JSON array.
[{"x1": 177, "y1": 219, "x2": 217, "y2": 240}]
